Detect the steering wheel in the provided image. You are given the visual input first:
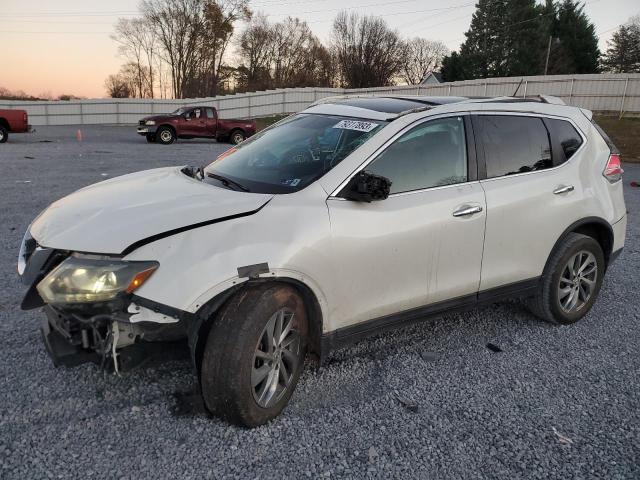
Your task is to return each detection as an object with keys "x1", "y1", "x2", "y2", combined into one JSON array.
[{"x1": 280, "y1": 147, "x2": 314, "y2": 167}]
